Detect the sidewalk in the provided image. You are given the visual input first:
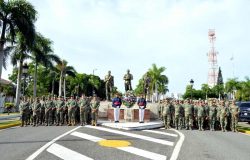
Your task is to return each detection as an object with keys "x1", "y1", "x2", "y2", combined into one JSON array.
[{"x1": 0, "y1": 113, "x2": 21, "y2": 130}]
